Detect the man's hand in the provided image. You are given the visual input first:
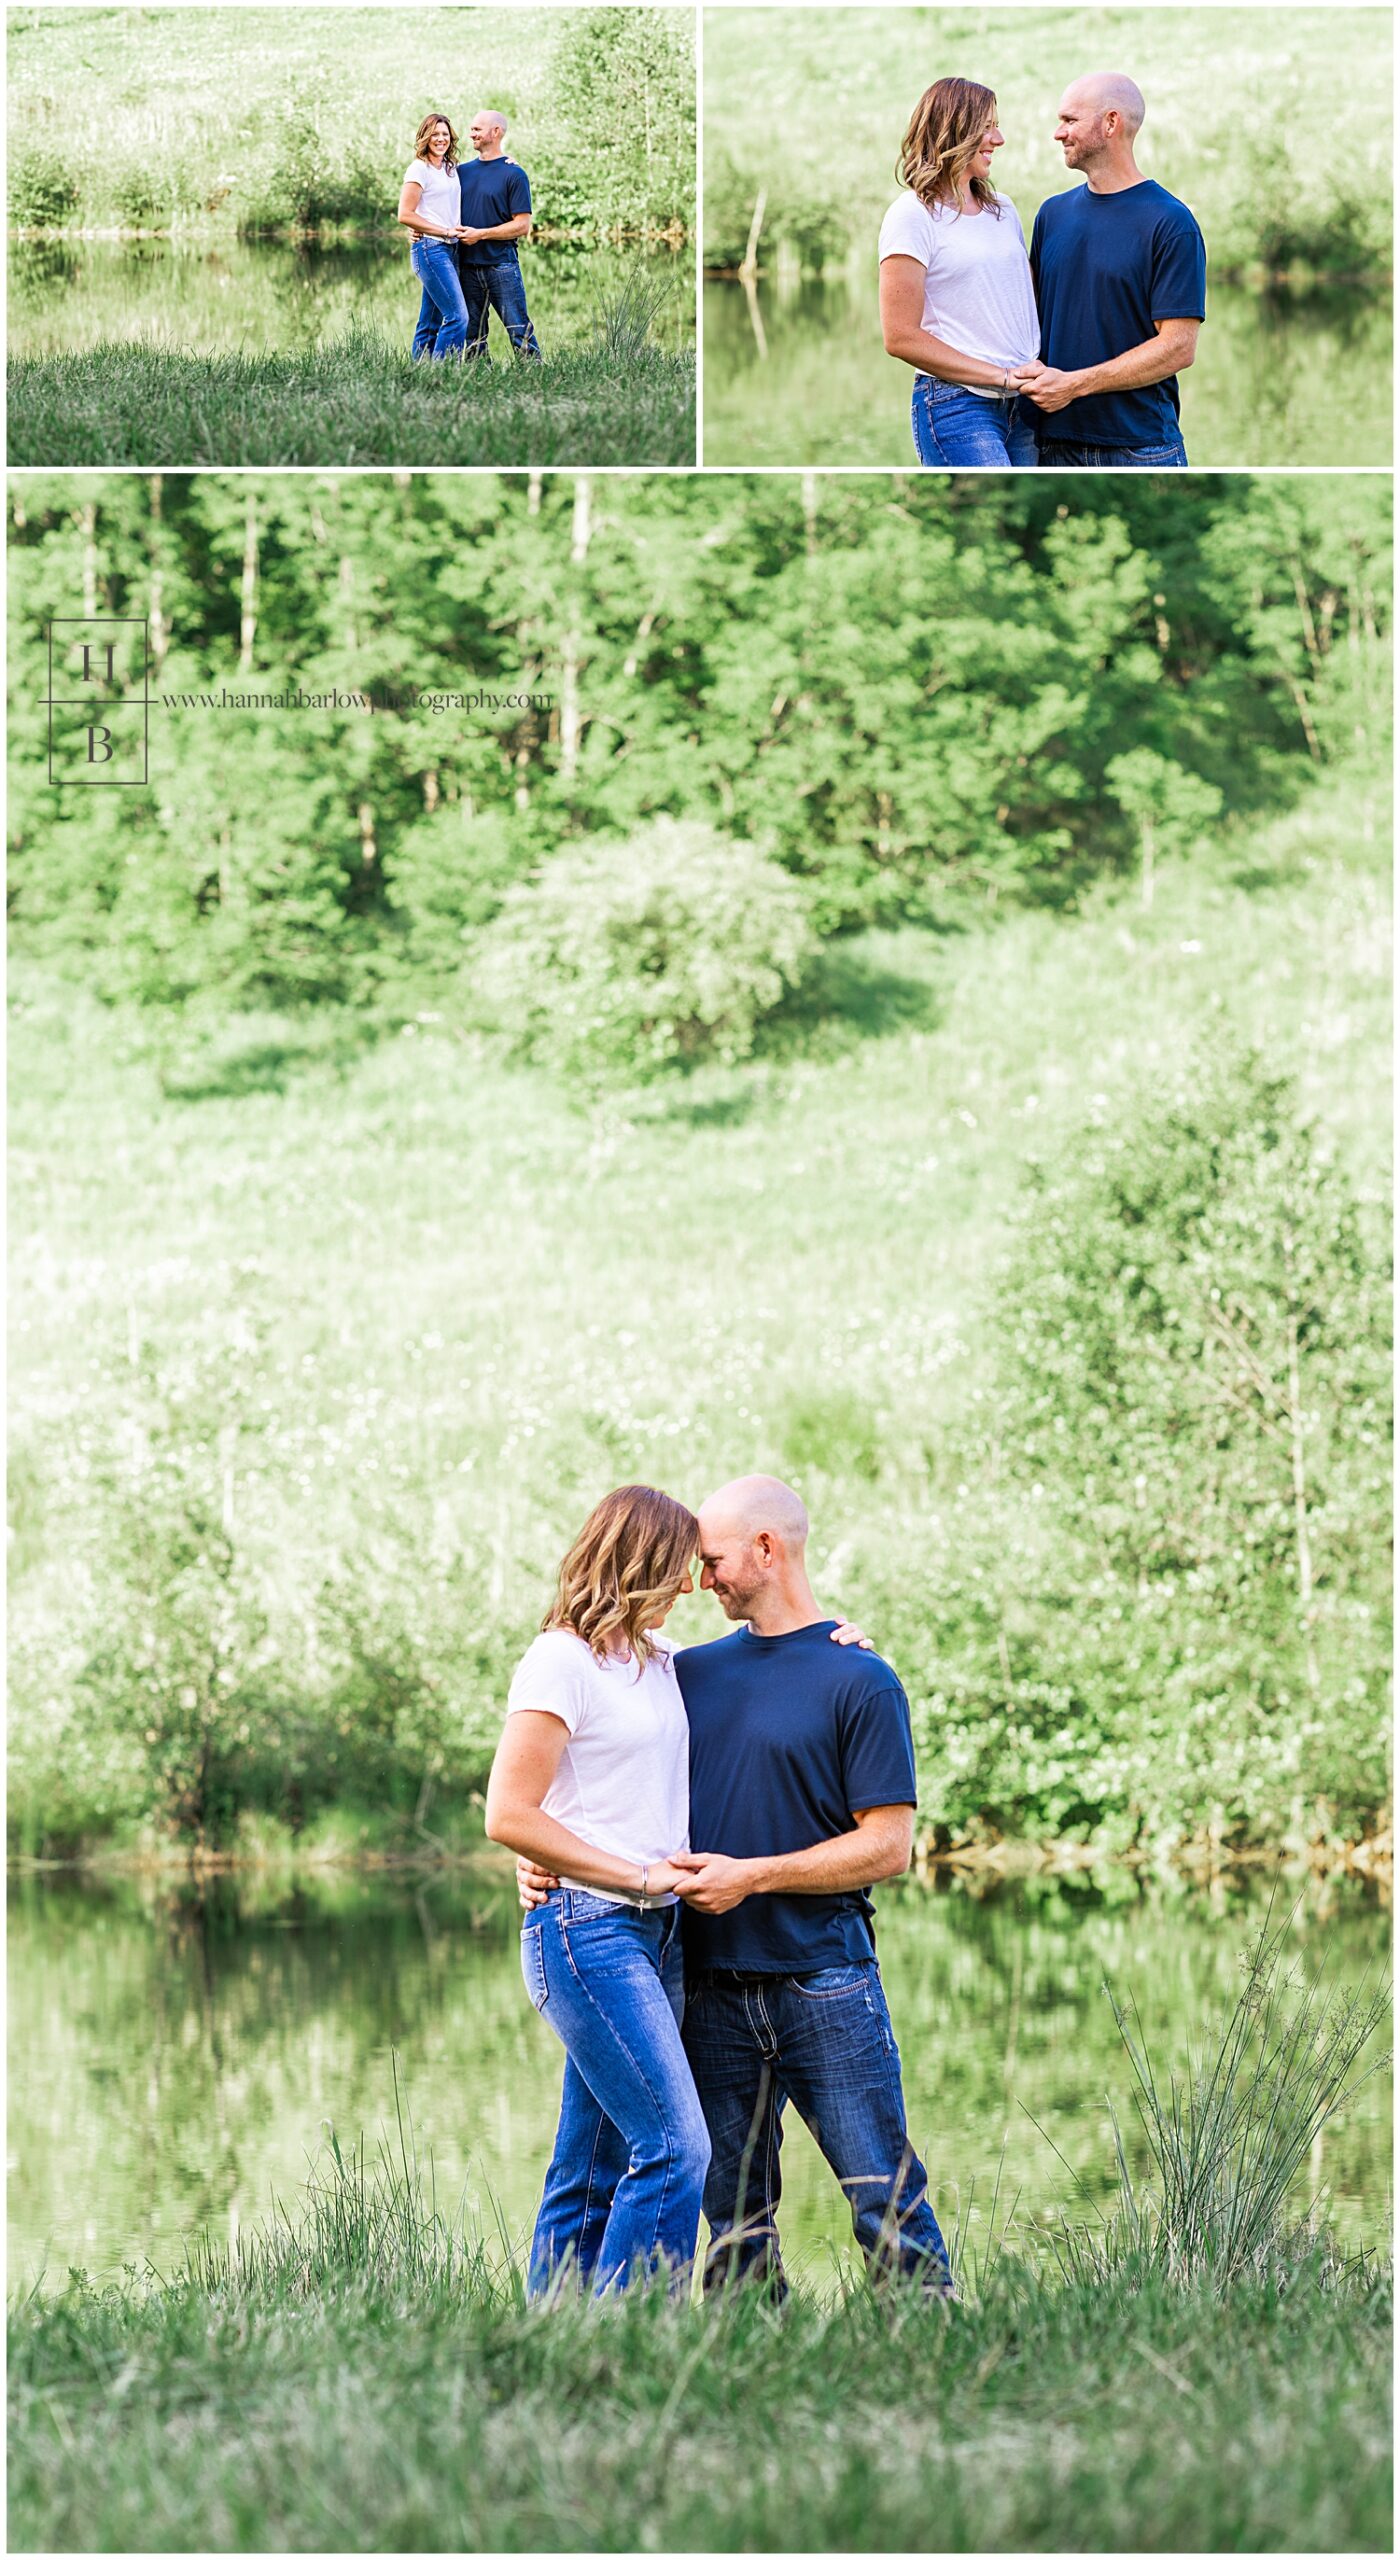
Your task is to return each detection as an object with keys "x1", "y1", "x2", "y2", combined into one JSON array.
[
  {"x1": 516, "y1": 1855, "x2": 558, "y2": 1911},
  {"x1": 1021, "y1": 364, "x2": 1081, "y2": 412},
  {"x1": 830, "y1": 1618, "x2": 875, "y2": 1650},
  {"x1": 670, "y1": 1851, "x2": 758, "y2": 1915},
  {"x1": 457, "y1": 225, "x2": 483, "y2": 245}
]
